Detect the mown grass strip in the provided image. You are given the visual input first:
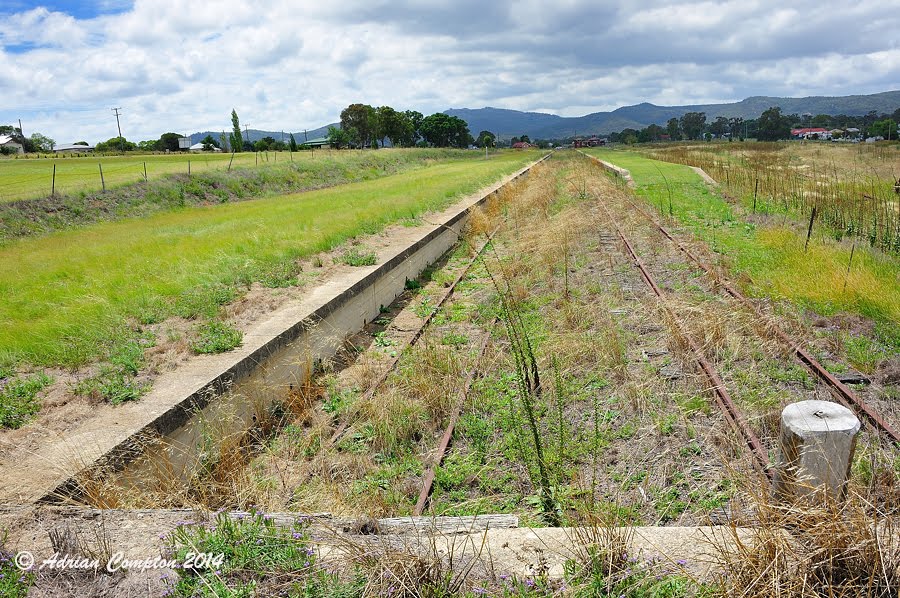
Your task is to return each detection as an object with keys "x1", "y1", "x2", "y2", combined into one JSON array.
[
  {"x1": 0, "y1": 151, "x2": 540, "y2": 368},
  {"x1": 585, "y1": 148, "x2": 900, "y2": 342},
  {"x1": 0, "y1": 151, "x2": 283, "y2": 204},
  {"x1": 0, "y1": 149, "x2": 470, "y2": 242}
]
